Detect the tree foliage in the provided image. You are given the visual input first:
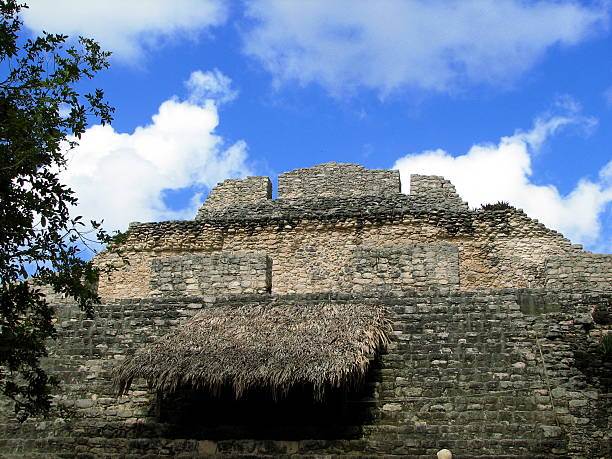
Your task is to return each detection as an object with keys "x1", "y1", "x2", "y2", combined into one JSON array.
[{"x1": 0, "y1": 0, "x2": 115, "y2": 421}]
